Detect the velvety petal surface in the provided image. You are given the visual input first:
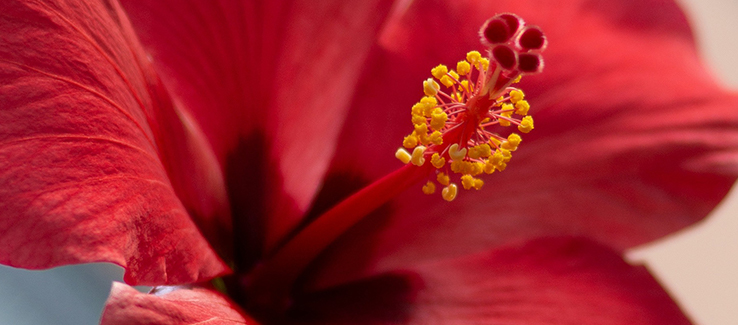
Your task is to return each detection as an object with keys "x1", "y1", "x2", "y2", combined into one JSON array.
[
  {"x1": 0, "y1": 0, "x2": 230, "y2": 285},
  {"x1": 101, "y1": 283, "x2": 256, "y2": 325},
  {"x1": 296, "y1": 237, "x2": 691, "y2": 324},
  {"x1": 407, "y1": 237, "x2": 691, "y2": 324},
  {"x1": 119, "y1": 0, "x2": 396, "y2": 254},
  {"x1": 306, "y1": 0, "x2": 738, "y2": 288}
]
